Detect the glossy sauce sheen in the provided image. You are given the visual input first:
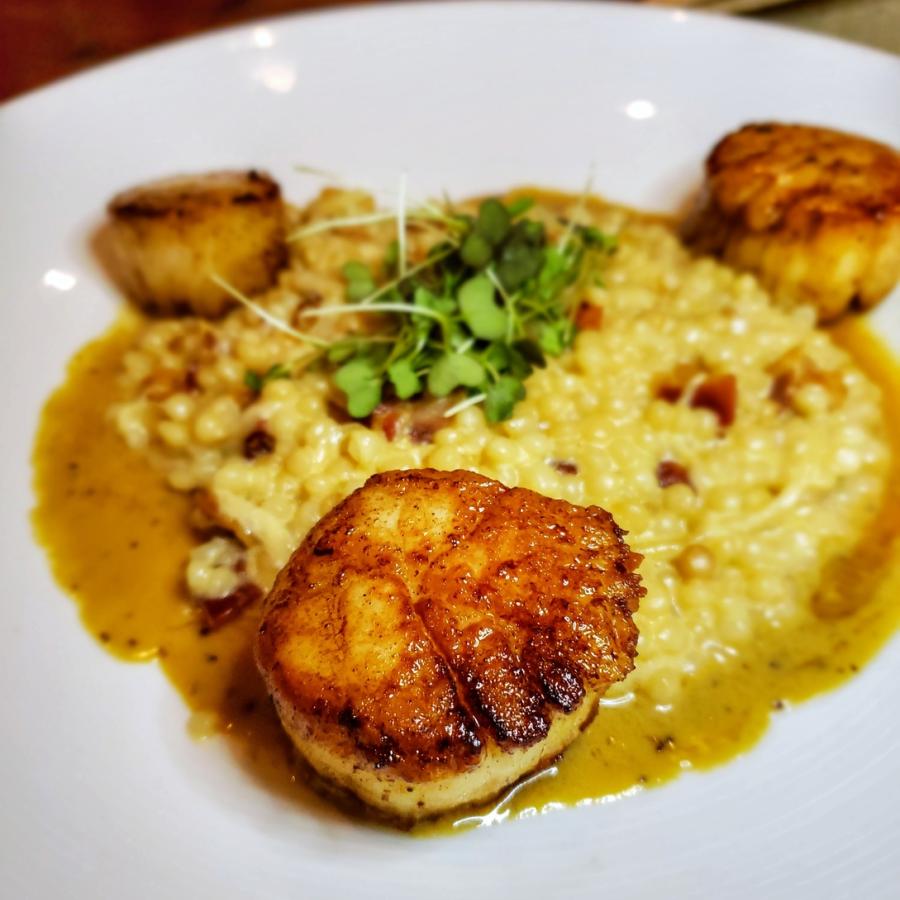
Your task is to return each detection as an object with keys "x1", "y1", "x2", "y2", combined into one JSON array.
[{"x1": 32, "y1": 313, "x2": 900, "y2": 833}]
